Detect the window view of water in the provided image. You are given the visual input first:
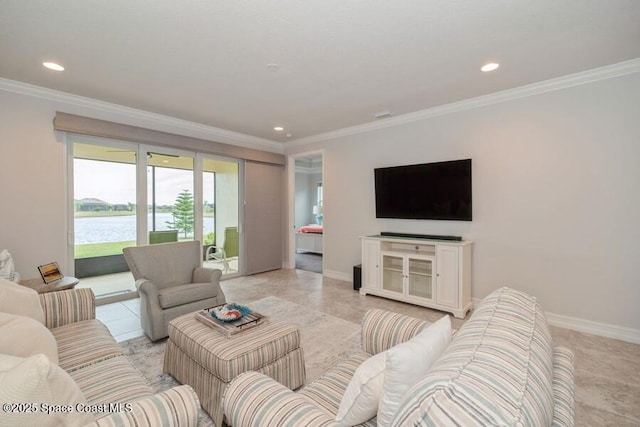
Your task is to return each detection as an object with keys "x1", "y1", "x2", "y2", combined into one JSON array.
[{"x1": 75, "y1": 213, "x2": 214, "y2": 244}]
